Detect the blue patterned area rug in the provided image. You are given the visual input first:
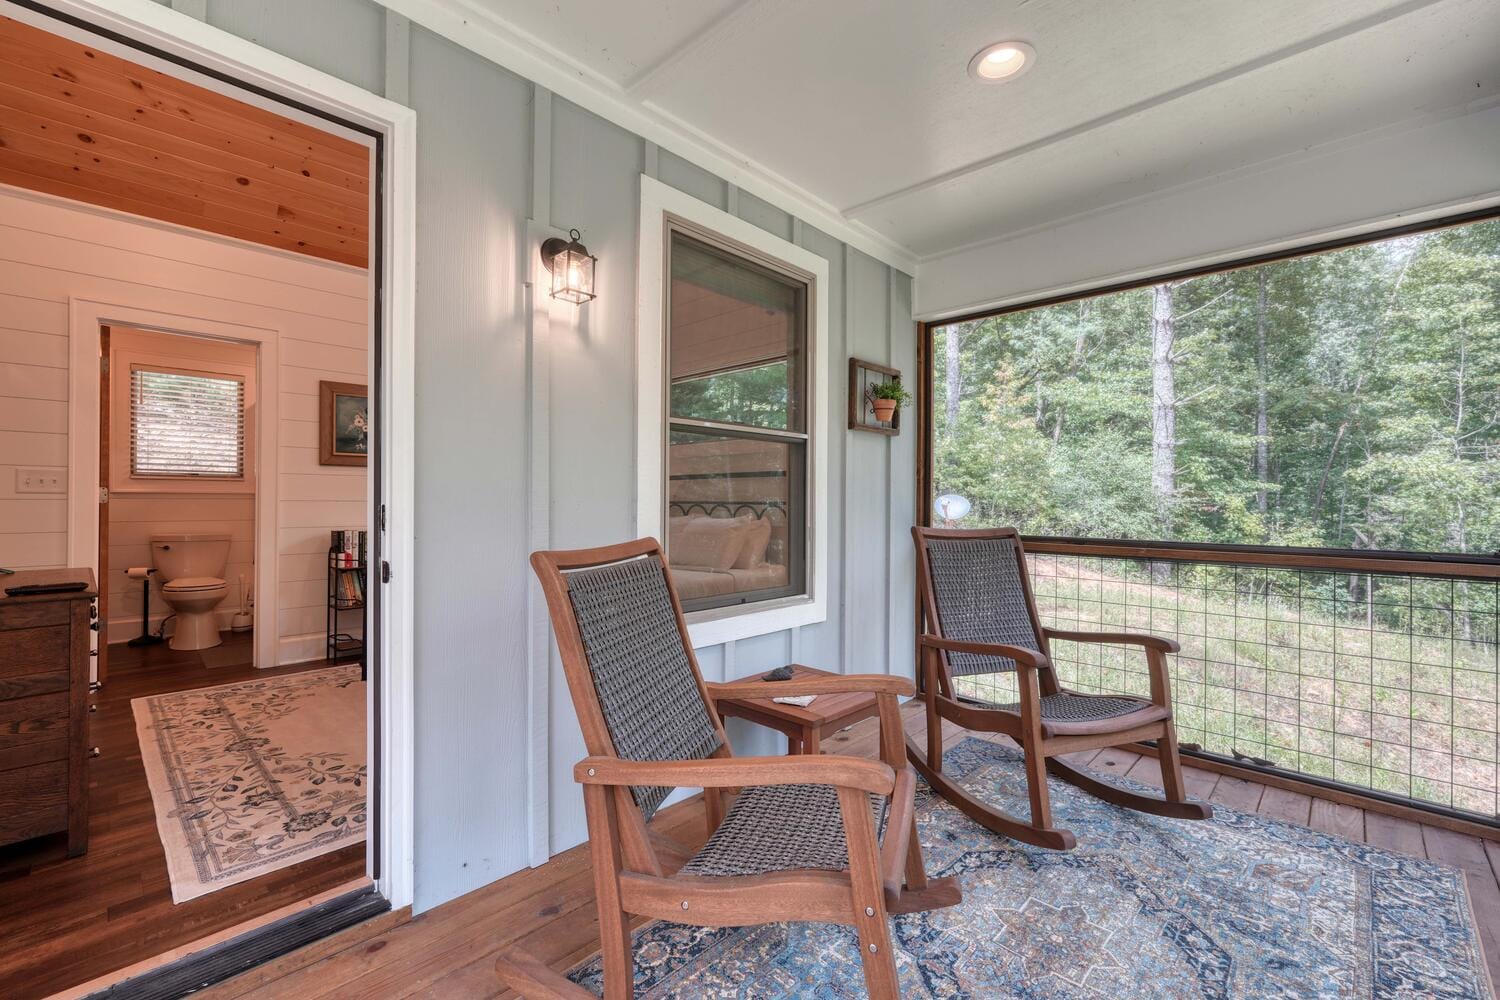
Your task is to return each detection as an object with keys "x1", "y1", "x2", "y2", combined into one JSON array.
[{"x1": 570, "y1": 737, "x2": 1493, "y2": 999}]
